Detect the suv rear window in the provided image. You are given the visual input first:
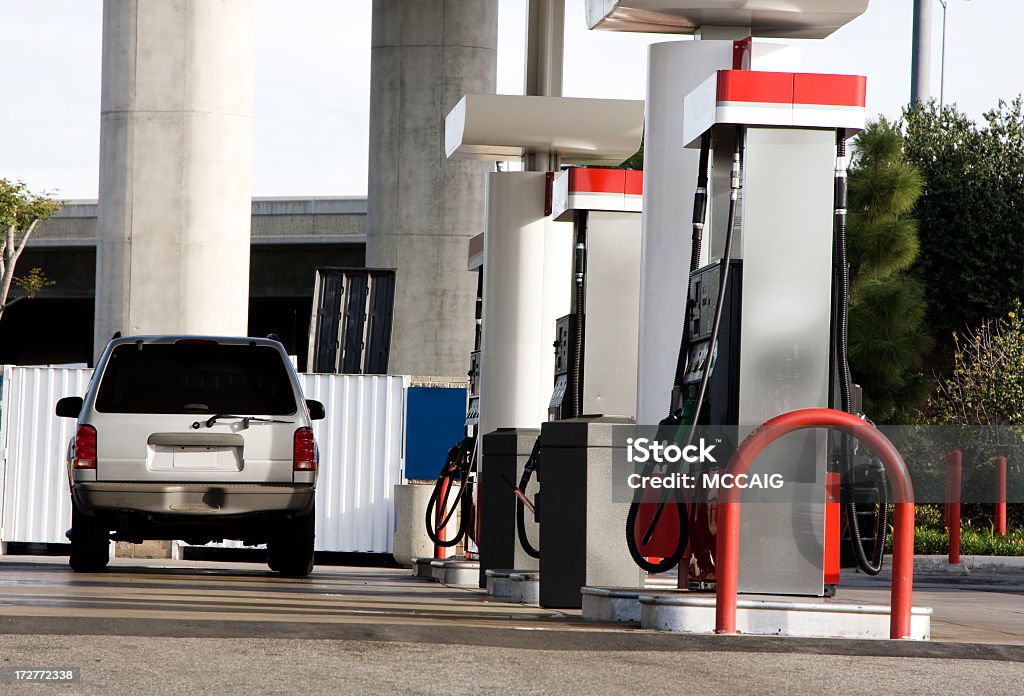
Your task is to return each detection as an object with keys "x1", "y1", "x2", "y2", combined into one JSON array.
[{"x1": 95, "y1": 343, "x2": 297, "y2": 415}]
